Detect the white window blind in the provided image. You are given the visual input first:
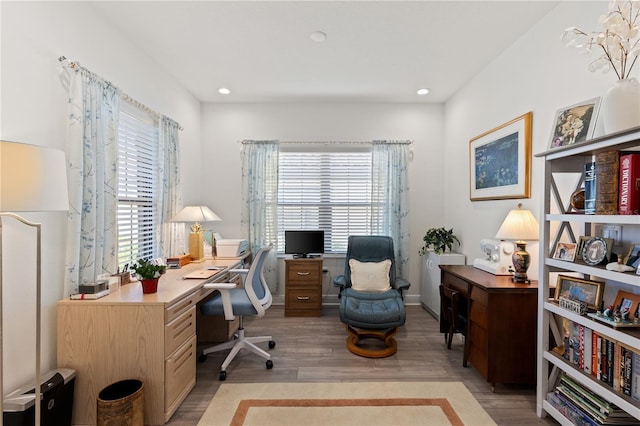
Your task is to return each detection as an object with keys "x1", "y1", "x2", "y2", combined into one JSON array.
[
  {"x1": 277, "y1": 148, "x2": 384, "y2": 253},
  {"x1": 117, "y1": 103, "x2": 159, "y2": 268}
]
